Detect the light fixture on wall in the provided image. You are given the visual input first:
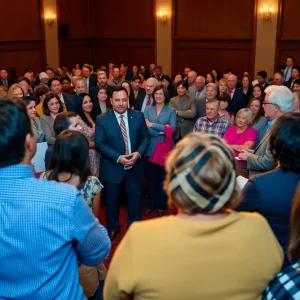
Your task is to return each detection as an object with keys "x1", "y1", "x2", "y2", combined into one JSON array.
[
  {"x1": 259, "y1": 5, "x2": 273, "y2": 22},
  {"x1": 157, "y1": 10, "x2": 167, "y2": 24},
  {"x1": 45, "y1": 13, "x2": 56, "y2": 26}
]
